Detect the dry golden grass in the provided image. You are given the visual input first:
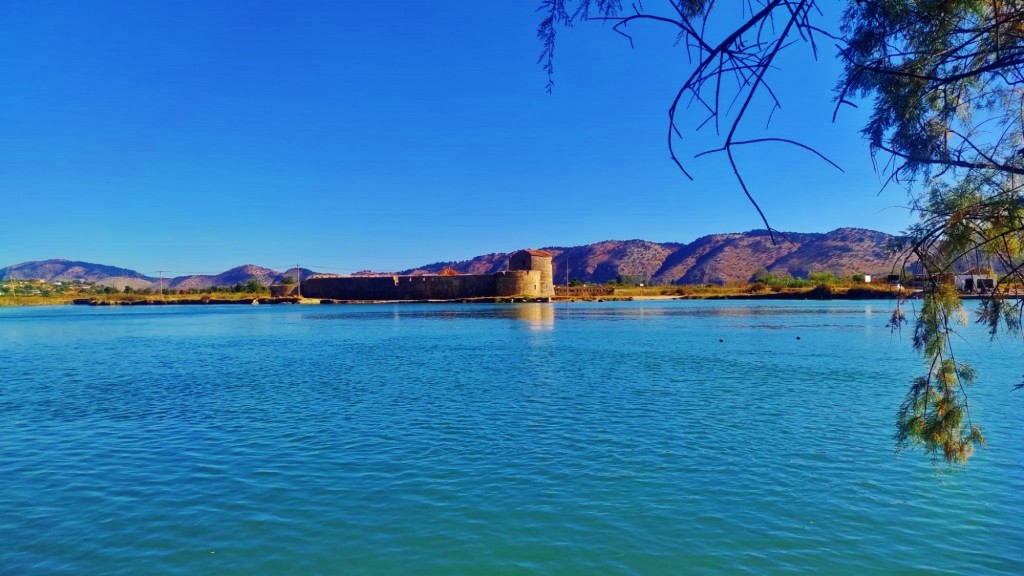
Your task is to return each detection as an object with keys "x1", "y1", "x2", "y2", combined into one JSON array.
[
  {"x1": 609, "y1": 282, "x2": 901, "y2": 300},
  {"x1": 0, "y1": 292, "x2": 268, "y2": 307}
]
